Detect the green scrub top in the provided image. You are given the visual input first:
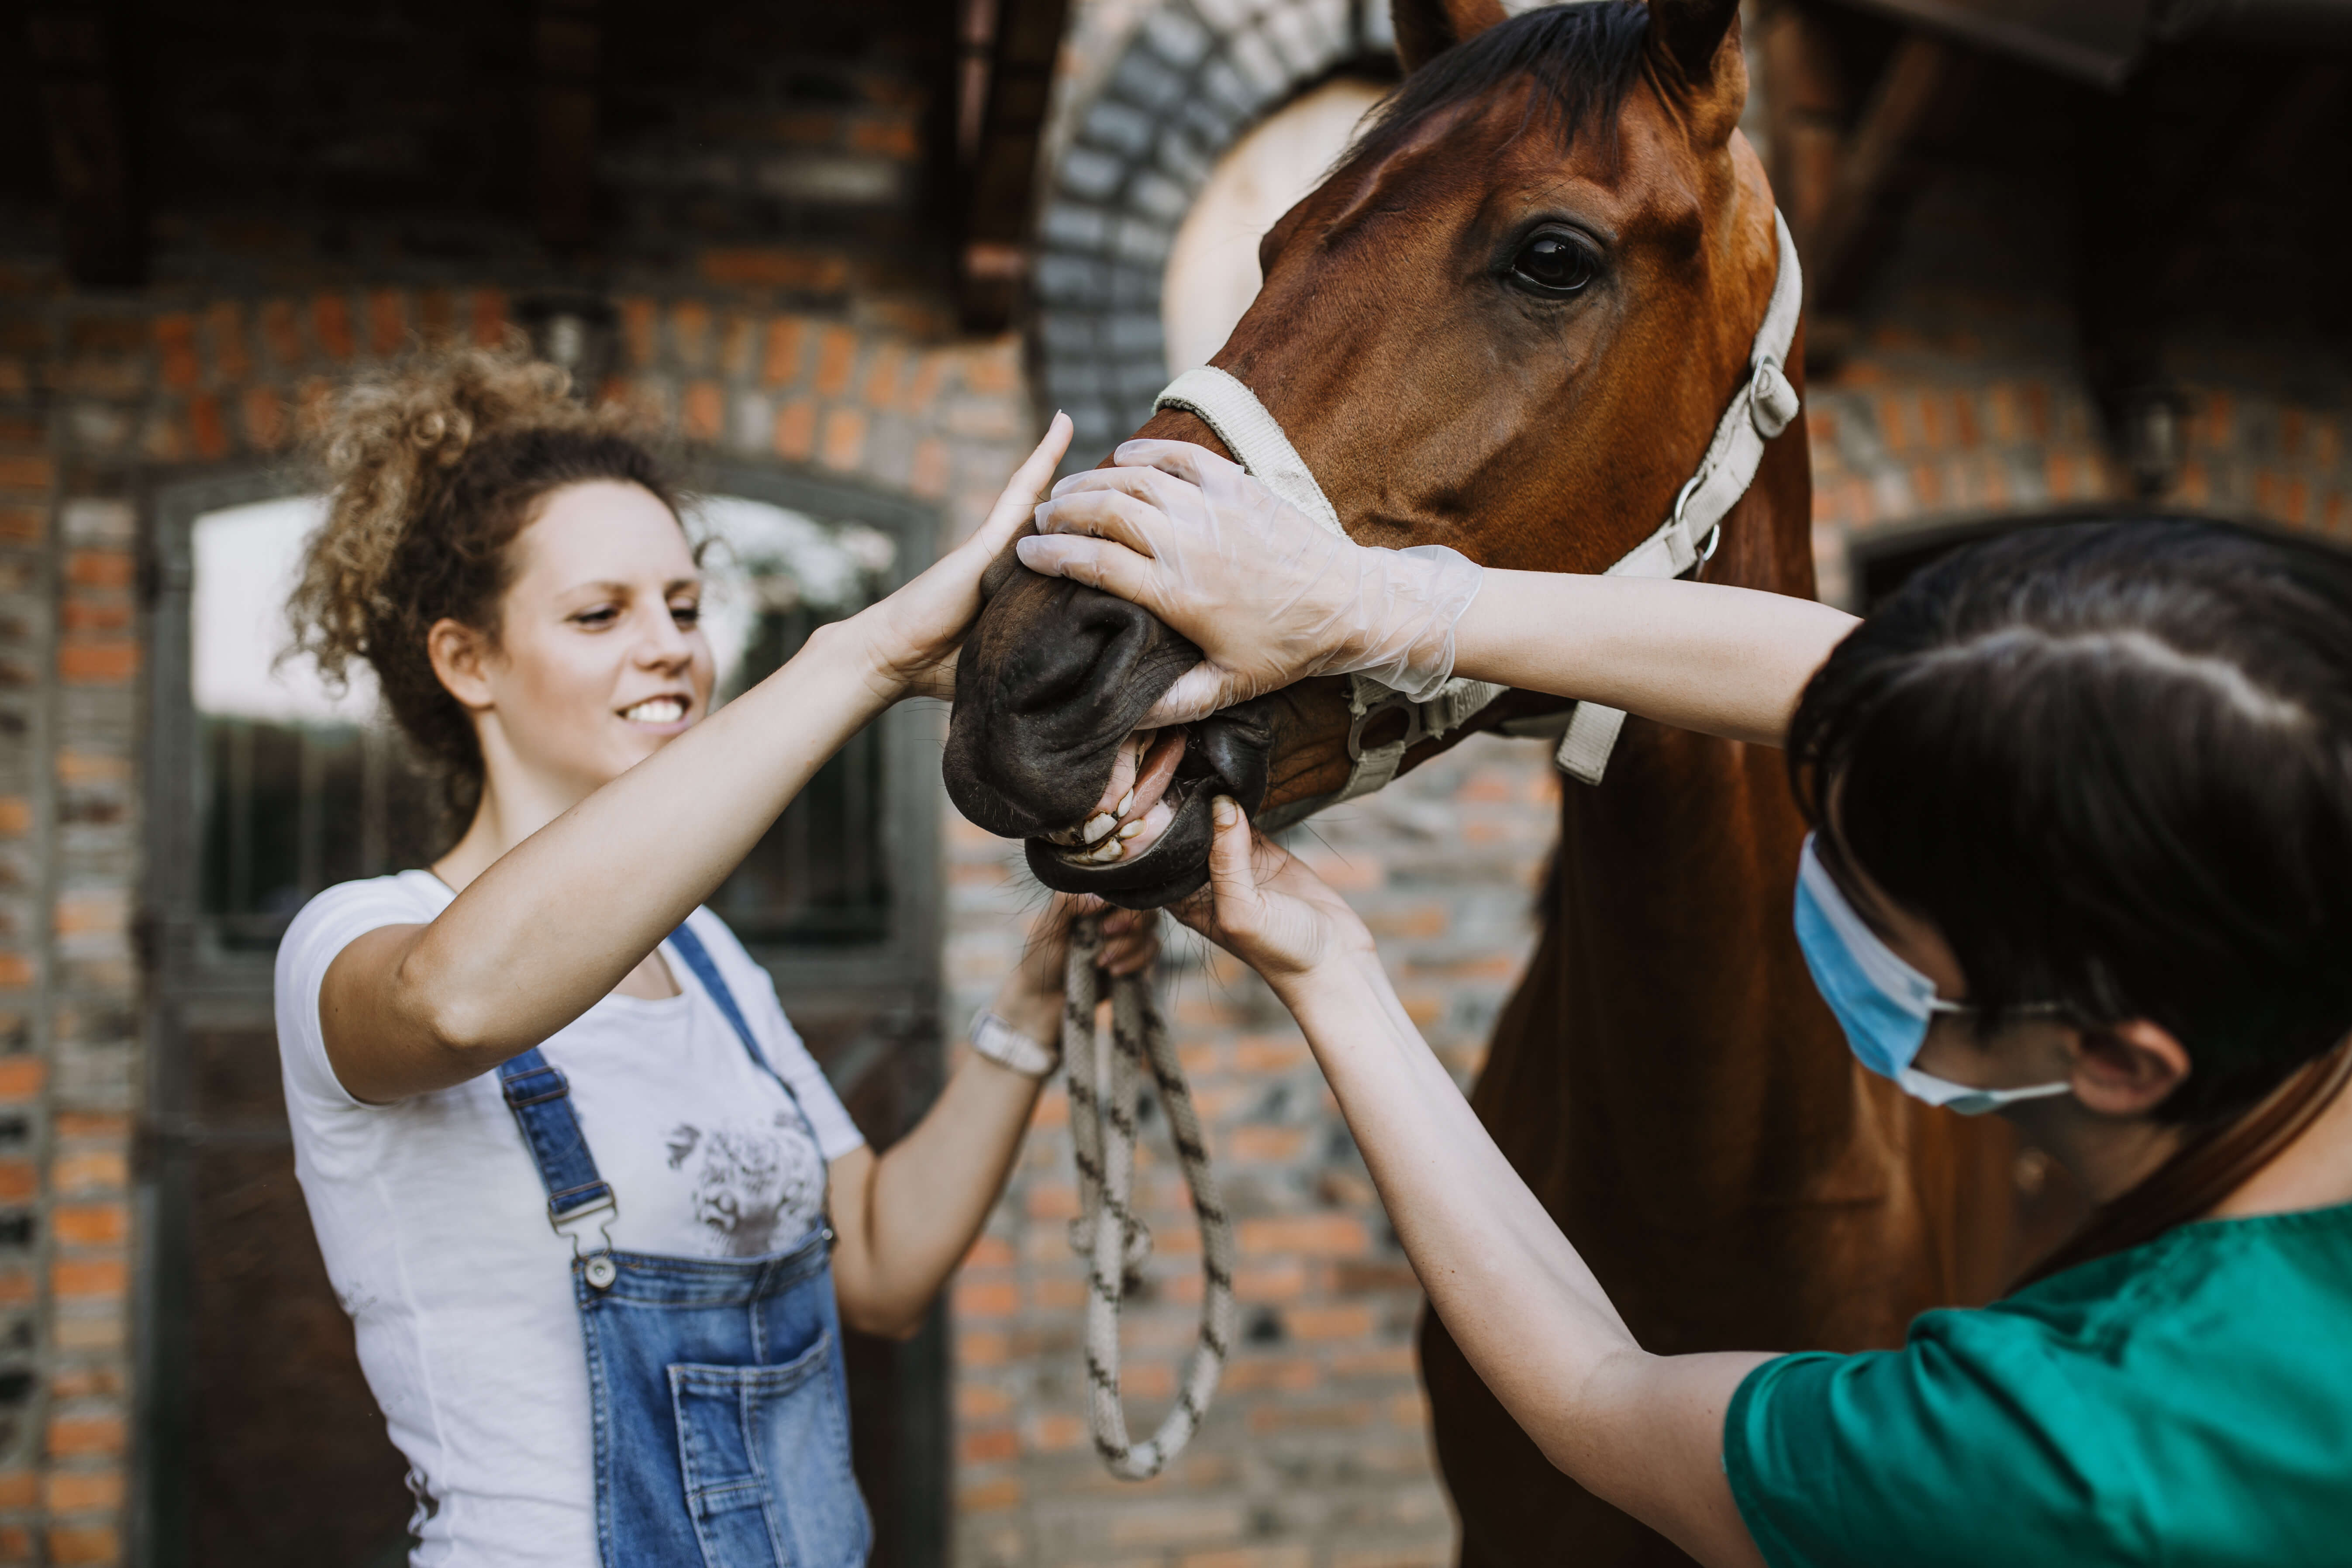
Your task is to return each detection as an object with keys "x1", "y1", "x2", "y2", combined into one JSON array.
[{"x1": 1724, "y1": 1200, "x2": 2352, "y2": 1566}]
